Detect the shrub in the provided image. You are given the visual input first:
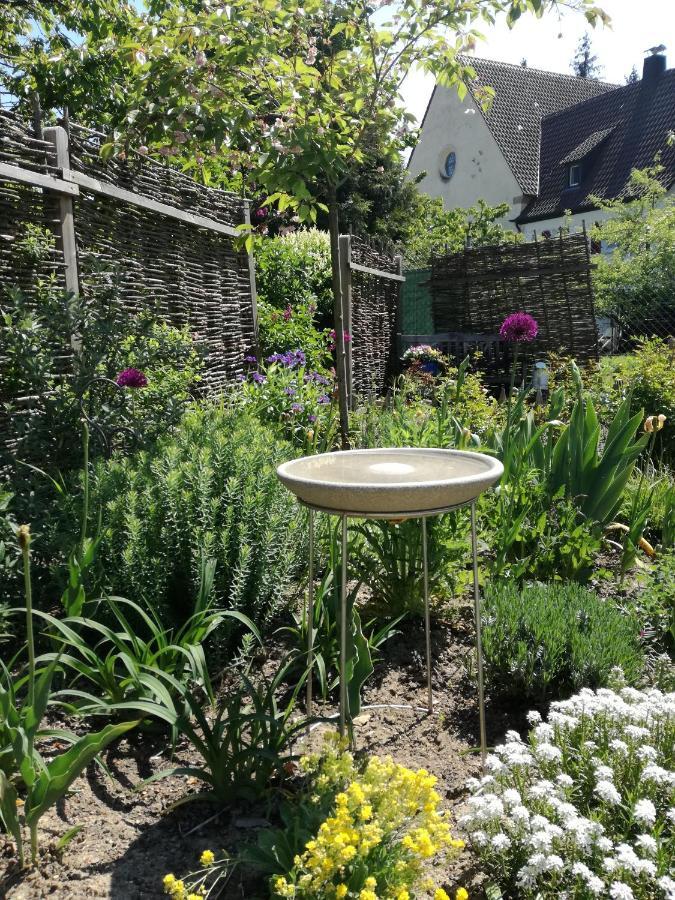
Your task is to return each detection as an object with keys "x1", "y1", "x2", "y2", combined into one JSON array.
[
  {"x1": 632, "y1": 551, "x2": 675, "y2": 658},
  {"x1": 237, "y1": 348, "x2": 338, "y2": 452},
  {"x1": 601, "y1": 339, "x2": 675, "y2": 465},
  {"x1": 256, "y1": 229, "x2": 333, "y2": 322},
  {"x1": 87, "y1": 404, "x2": 305, "y2": 635},
  {"x1": 355, "y1": 360, "x2": 500, "y2": 449},
  {"x1": 171, "y1": 735, "x2": 466, "y2": 899},
  {"x1": 1, "y1": 236, "x2": 202, "y2": 479},
  {"x1": 592, "y1": 163, "x2": 675, "y2": 338},
  {"x1": 459, "y1": 680, "x2": 675, "y2": 900},
  {"x1": 257, "y1": 298, "x2": 334, "y2": 374},
  {"x1": 481, "y1": 582, "x2": 643, "y2": 703}
]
